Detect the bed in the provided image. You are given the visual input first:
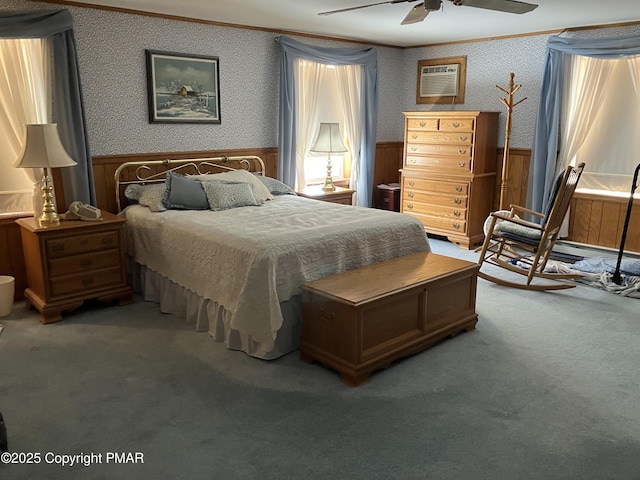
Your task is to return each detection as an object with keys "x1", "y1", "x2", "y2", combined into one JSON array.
[{"x1": 115, "y1": 156, "x2": 431, "y2": 359}]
